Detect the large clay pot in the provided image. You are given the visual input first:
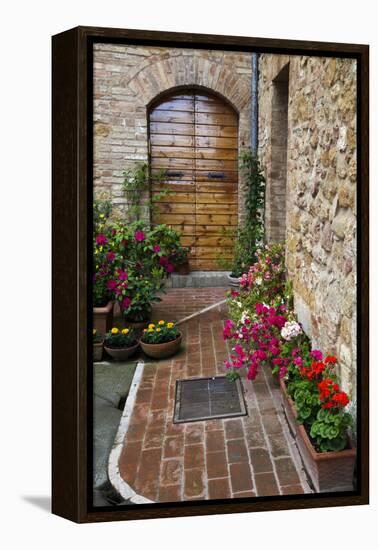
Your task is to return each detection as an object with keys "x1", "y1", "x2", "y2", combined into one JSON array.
[
  {"x1": 175, "y1": 262, "x2": 190, "y2": 275},
  {"x1": 93, "y1": 341, "x2": 104, "y2": 362},
  {"x1": 93, "y1": 301, "x2": 114, "y2": 335},
  {"x1": 104, "y1": 341, "x2": 139, "y2": 361},
  {"x1": 140, "y1": 335, "x2": 182, "y2": 359},
  {"x1": 227, "y1": 274, "x2": 240, "y2": 290},
  {"x1": 280, "y1": 379, "x2": 356, "y2": 492}
]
